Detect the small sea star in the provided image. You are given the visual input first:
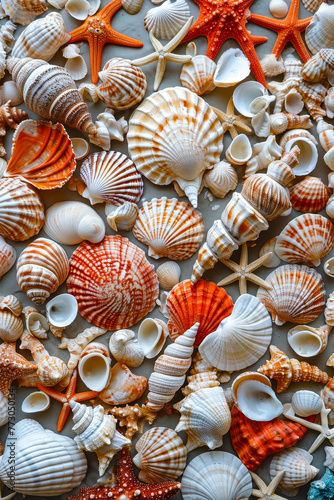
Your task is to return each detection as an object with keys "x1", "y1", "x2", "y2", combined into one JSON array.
[
  {"x1": 217, "y1": 243, "x2": 273, "y2": 294},
  {"x1": 251, "y1": 471, "x2": 288, "y2": 500},
  {"x1": 68, "y1": 0, "x2": 143, "y2": 84},
  {"x1": 249, "y1": 0, "x2": 312, "y2": 62},
  {"x1": 212, "y1": 97, "x2": 252, "y2": 139},
  {"x1": 0, "y1": 342, "x2": 37, "y2": 397}
]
